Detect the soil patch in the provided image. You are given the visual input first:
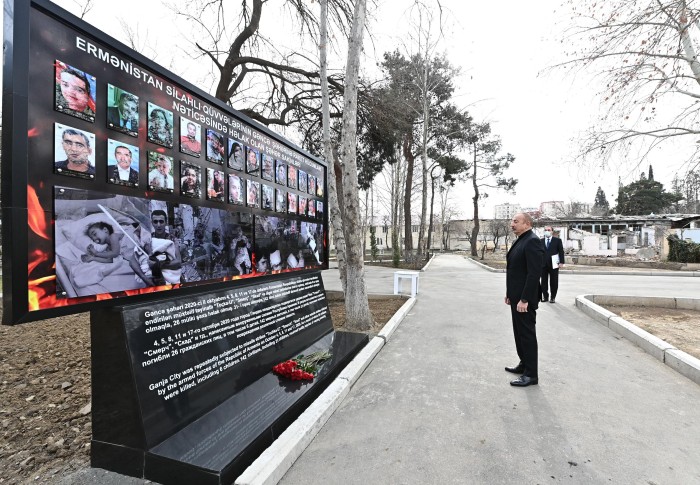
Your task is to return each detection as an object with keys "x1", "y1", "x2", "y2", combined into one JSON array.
[
  {"x1": 602, "y1": 305, "x2": 700, "y2": 360},
  {"x1": 363, "y1": 261, "x2": 425, "y2": 270},
  {"x1": 0, "y1": 294, "x2": 406, "y2": 484}
]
